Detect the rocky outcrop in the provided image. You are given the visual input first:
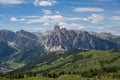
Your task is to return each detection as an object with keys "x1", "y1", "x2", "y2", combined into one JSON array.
[{"x1": 45, "y1": 26, "x2": 118, "y2": 51}]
